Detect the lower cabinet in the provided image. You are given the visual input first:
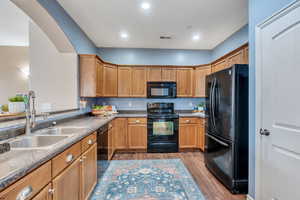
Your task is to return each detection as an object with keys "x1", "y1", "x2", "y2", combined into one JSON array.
[
  {"x1": 81, "y1": 144, "x2": 97, "y2": 200},
  {"x1": 179, "y1": 118, "x2": 205, "y2": 151},
  {"x1": 179, "y1": 124, "x2": 198, "y2": 148},
  {"x1": 32, "y1": 184, "x2": 52, "y2": 200},
  {"x1": 113, "y1": 118, "x2": 128, "y2": 150},
  {"x1": 52, "y1": 158, "x2": 82, "y2": 200},
  {"x1": 128, "y1": 118, "x2": 147, "y2": 150},
  {"x1": 108, "y1": 122, "x2": 114, "y2": 160}
]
